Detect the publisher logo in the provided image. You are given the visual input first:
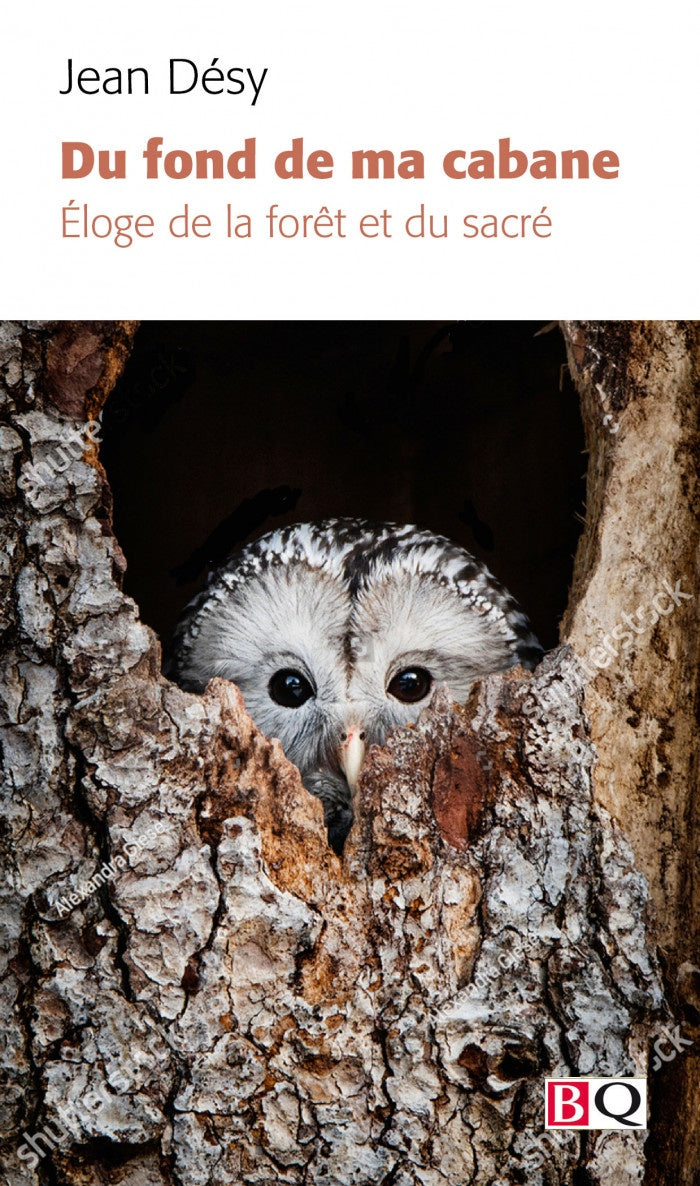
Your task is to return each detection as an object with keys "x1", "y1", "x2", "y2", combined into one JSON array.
[{"x1": 545, "y1": 1078, "x2": 646, "y2": 1130}]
